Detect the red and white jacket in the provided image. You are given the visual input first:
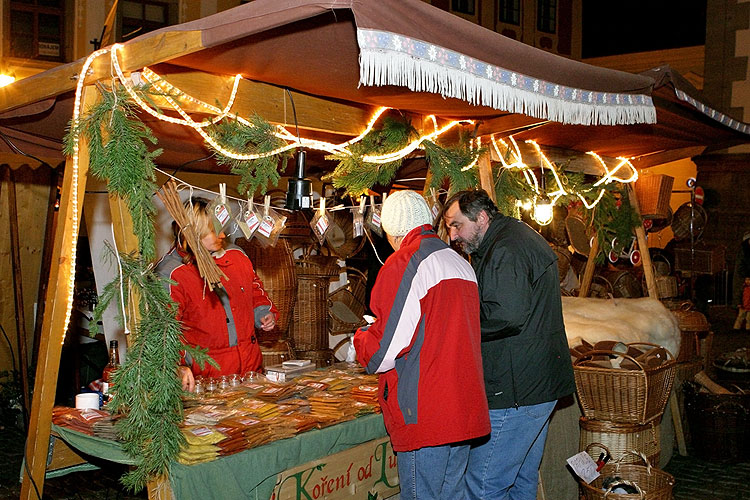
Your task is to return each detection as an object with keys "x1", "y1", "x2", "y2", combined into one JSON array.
[
  {"x1": 156, "y1": 244, "x2": 277, "y2": 378},
  {"x1": 354, "y1": 225, "x2": 490, "y2": 452}
]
